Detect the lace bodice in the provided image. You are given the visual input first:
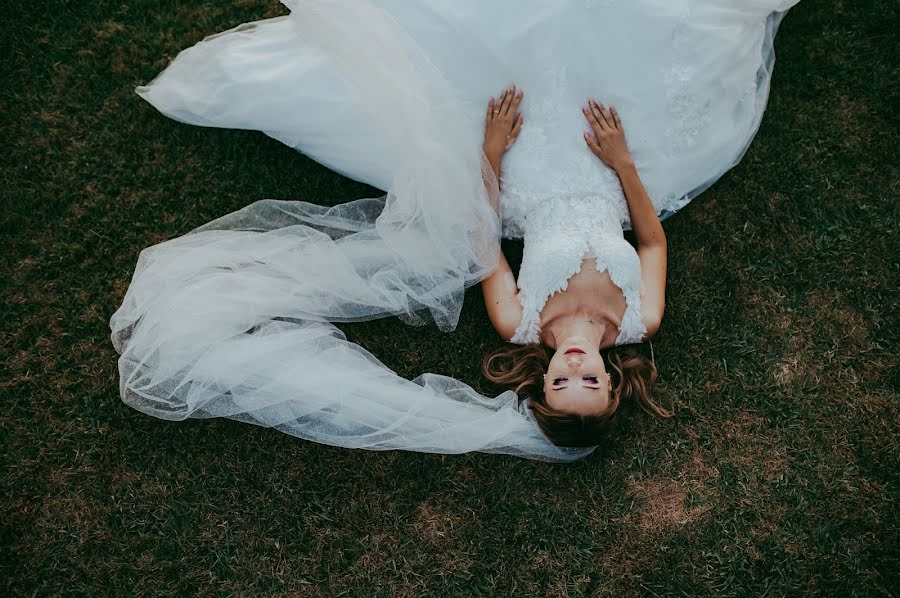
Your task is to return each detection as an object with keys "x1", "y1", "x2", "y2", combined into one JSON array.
[{"x1": 506, "y1": 193, "x2": 647, "y2": 346}]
